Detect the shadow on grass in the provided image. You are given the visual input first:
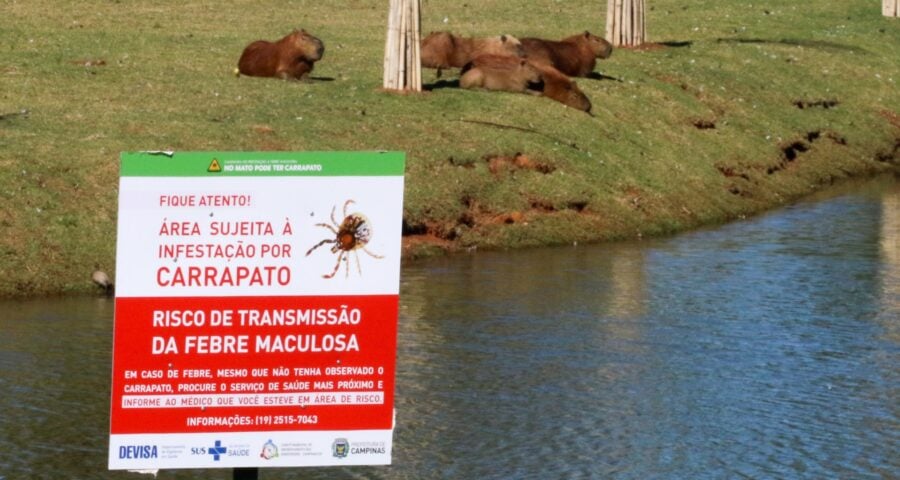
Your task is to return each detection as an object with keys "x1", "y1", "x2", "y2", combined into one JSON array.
[
  {"x1": 716, "y1": 37, "x2": 868, "y2": 53},
  {"x1": 0, "y1": 109, "x2": 29, "y2": 121},
  {"x1": 308, "y1": 76, "x2": 335, "y2": 82},
  {"x1": 586, "y1": 72, "x2": 623, "y2": 82},
  {"x1": 660, "y1": 41, "x2": 693, "y2": 48},
  {"x1": 424, "y1": 79, "x2": 460, "y2": 91},
  {"x1": 620, "y1": 40, "x2": 693, "y2": 52}
]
